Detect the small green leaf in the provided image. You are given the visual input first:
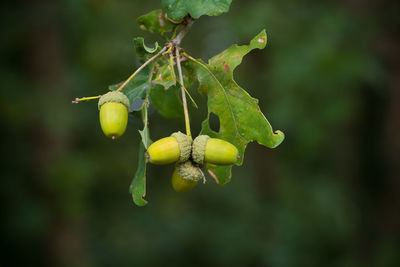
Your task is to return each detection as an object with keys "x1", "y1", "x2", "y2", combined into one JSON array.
[
  {"x1": 109, "y1": 74, "x2": 150, "y2": 104},
  {"x1": 162, "y1": 0, "x2": 232, "y2": 21},
  {"x1": 130, "y1": 104, "x2": 152, "y2": 207},
  {"x1": 150, "y1": 84, "x2": 183, "y2": 119},
  {"x1": 109, "y1": 37, "x2": 161, "y2": 104},
  {"x1": 130, "y1": 142, "x2": 148, "y2": 206},
  {"x1": 109, "y1": 36, "x2": 185, "y2": 119},
  {"x1": 153, "y1": 62, "x2": 176, "y2": 89},
  {"x1": 184, "y1": 30, "x2": 284, "y2": 184},
  {"x1": 139, "y1": 129, "x2": 152, "y2": 150},
  {"x1": 139, "y1": 103, "x2": 153, "y2": 149},
  {"x1": 137, "y1": 9, "x2": 178, "y2": 37},
  {"x1": 133, "y1": 37, "x2": 161, "y2": 63},
  {"x1": 149, "y1": 50, "x2": 184, "y2": 119}
]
